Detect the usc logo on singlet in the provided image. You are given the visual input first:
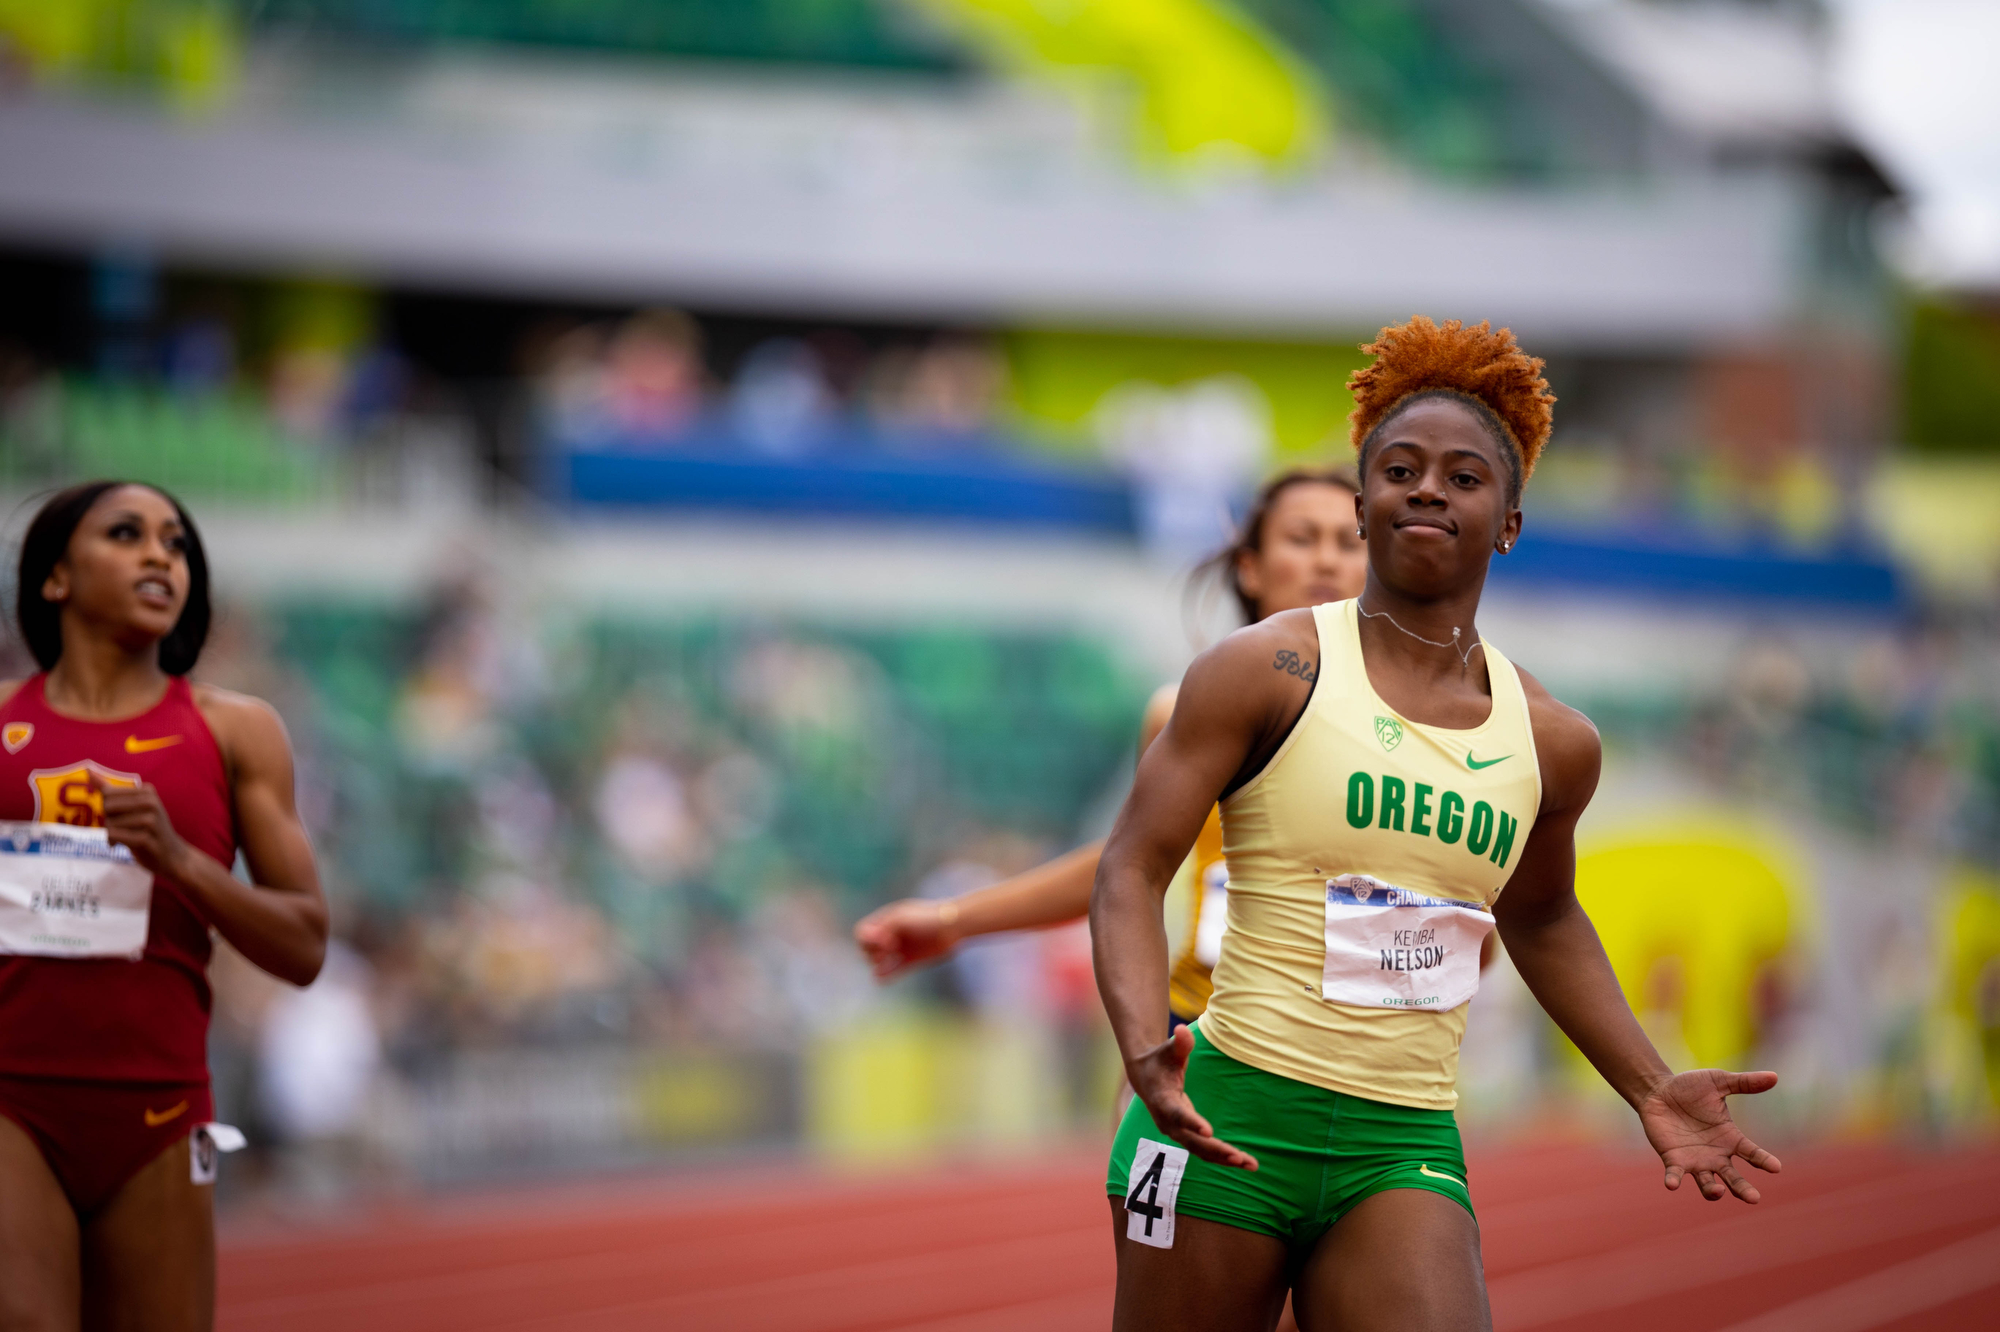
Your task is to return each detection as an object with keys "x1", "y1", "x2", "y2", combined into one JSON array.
[{"x1": 28, "y1": 761, "x2": 140, "y2": 827}]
